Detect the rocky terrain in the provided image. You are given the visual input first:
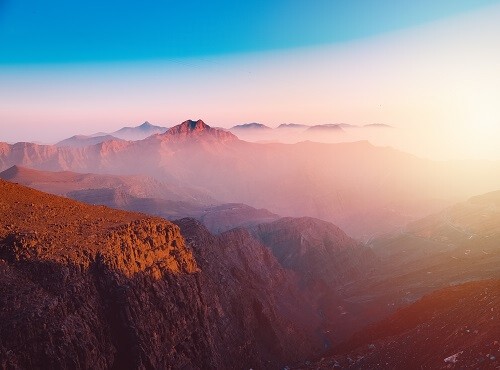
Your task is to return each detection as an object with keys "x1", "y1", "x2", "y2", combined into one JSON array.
[
  {"x1": 195, "y1": 203, "x2": 280, "y2": 234},
  {"x1": 0, "y1": 180, "x2": 323, "y2": 369},
  {"x1": 252, "y1": 217, "x2": 372, "y2": 286},
  {"x1": 3, "y1": 119, "x2": 499, "y2": 238},
  {"x1": 0, "y1": 165, "x2": 215, "y2": 205},
  {"x1": 327, "y1": 189, "x2": 500, "y2": 343},
  {"x1": 0, "y1": 166, "x2": 284, "y2": 234},
  {"x1": 1, "y1": 120, "x2": 500, "y2": 369},
  {"x1": 252, "y1": 217, "x2": 377, "y2": 345},
  {"x1": 299, "y1": 279, "x2": 500, "y2": 369}
]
